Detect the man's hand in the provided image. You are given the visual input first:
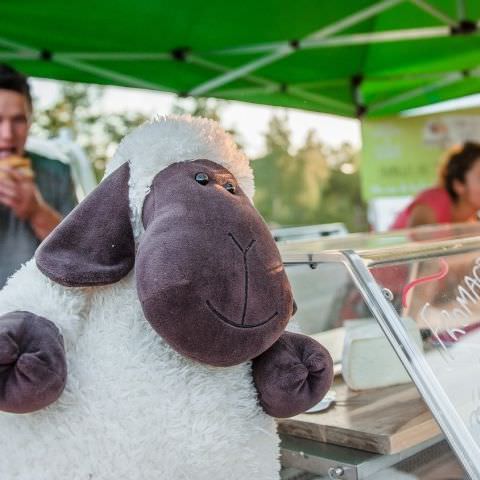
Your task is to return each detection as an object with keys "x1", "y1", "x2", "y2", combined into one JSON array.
[
  {"x1": 0, "y1": 166, "x2": 41, "y2": 219},
  {"x1": 0, "y1": 166, "x2": 62, "y2": 239}
]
